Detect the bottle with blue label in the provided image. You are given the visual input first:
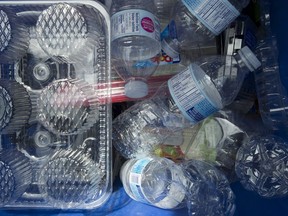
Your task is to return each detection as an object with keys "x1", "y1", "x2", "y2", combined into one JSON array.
[
  {"x1": 113, "y1": 46, "x2": 261, "y2": 159},
  {"x1": 161, "y1": 0, "x2": 250, "y2": 58},
  {"x1": 110, "y1": 0, "x2": 161, "y2": 98},
  {"x1": 120, "y1": 156, "x2": 187, "y2": 209}
]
